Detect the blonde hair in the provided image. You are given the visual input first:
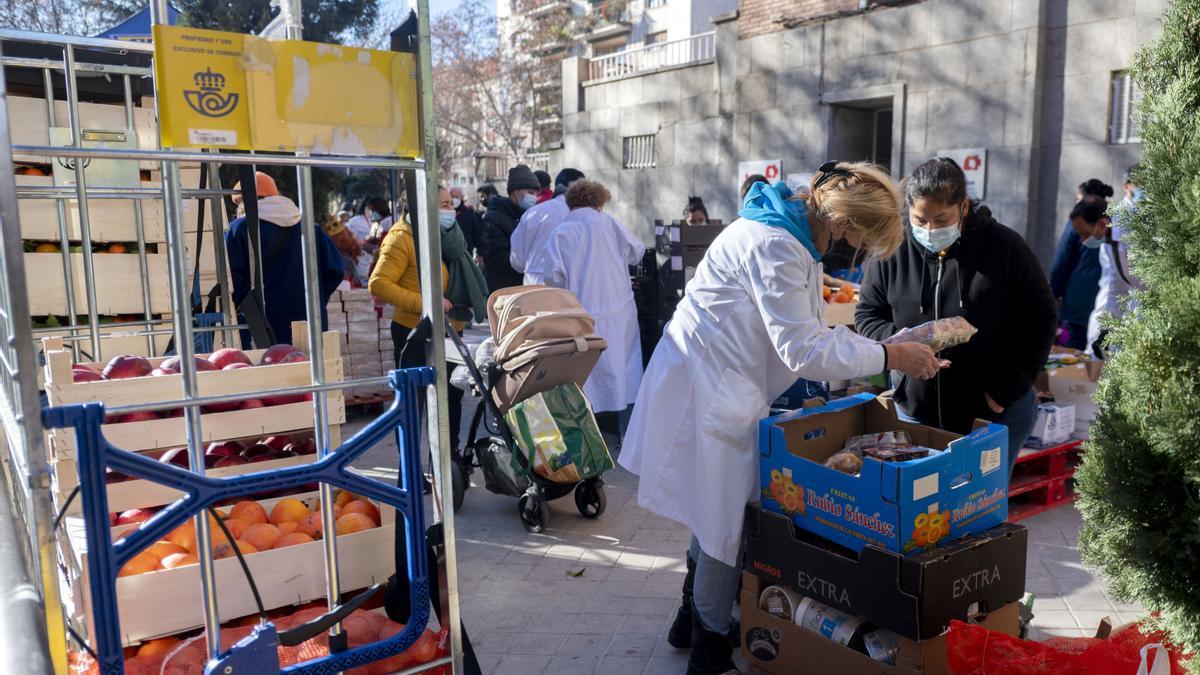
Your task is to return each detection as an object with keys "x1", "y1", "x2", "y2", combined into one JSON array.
[
  {"x1": 565, "y1": 179, "x2": 611, "y2": 210},
  {"x1": 807, "y1": 162, "x2": 903, "y2": 259}
]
